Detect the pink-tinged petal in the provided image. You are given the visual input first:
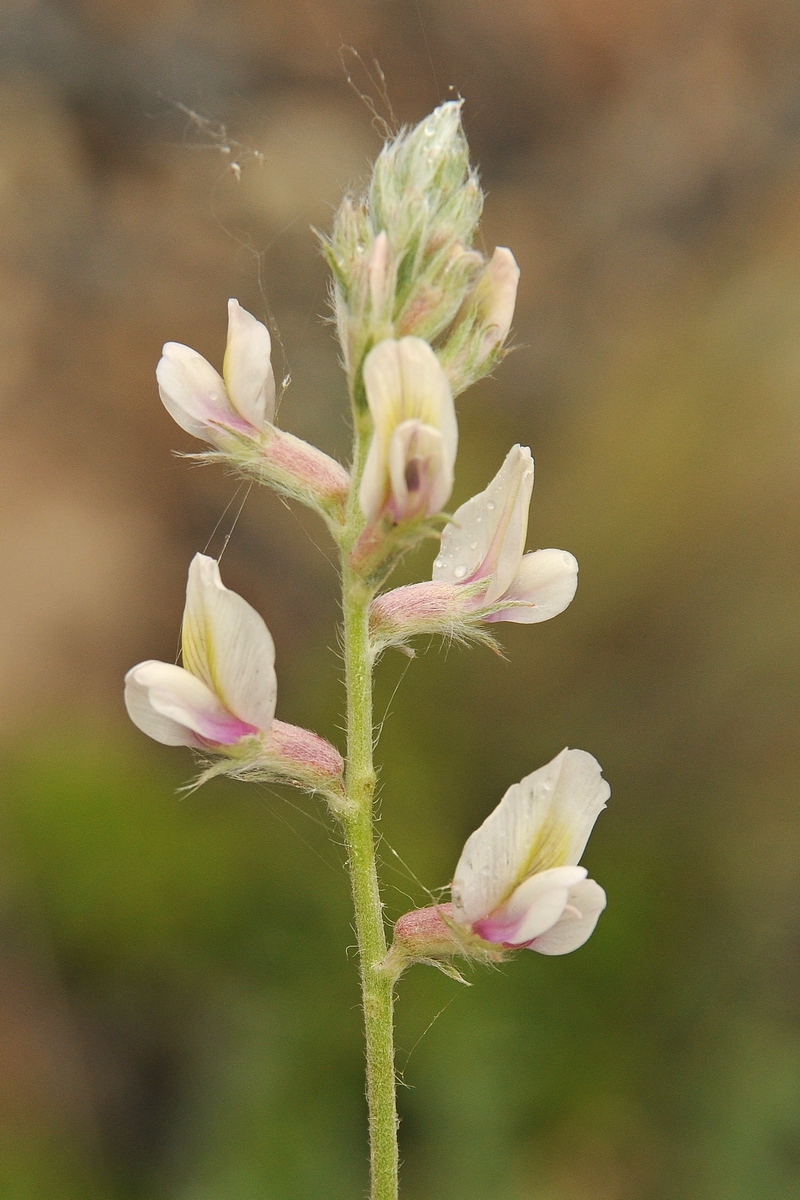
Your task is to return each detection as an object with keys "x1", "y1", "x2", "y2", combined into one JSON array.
[
  {"x1": 360, "y1": 337, "x2": 457, "y2": 521},
  {"x1": 157, "y1": 342, "x2": 249, "y2": 441},
  {"x1": 478, "y1": 247, "x2": 520, "y2": 359},
  {"x1": 223, "y1": 299, "x2": 275, "y2": 428},
  {"x1": 451, "y1": 748, "x2": 610, "y2": 927},
  {"x1": 387, "y1": 419, "x2": 452, "y2": 520},
  {"x1": 433, "y1": 445, "x2": 532, "y2": 601},
  {"x1": 474, "y1": 865, "x2": 586, "y2": 946},
  {"x1": 527, "y1": 878, "x2": 606, "y2": 955},
  {"x1": 124, "y1": 660, "x2": 258, "y2": 747},
  {"x1": 484, "y1": 548, "x2": 578, "y2": 624},
  {"x1": 181, "y1": 554, "x2": 277, "y2": 732}
]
